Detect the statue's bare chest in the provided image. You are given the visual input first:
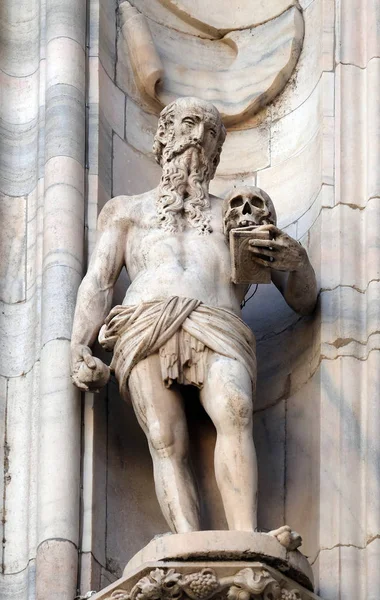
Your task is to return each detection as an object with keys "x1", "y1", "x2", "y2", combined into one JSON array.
[{"x1": 124, "y1": 200, "x2": 230, "y2": 278}]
